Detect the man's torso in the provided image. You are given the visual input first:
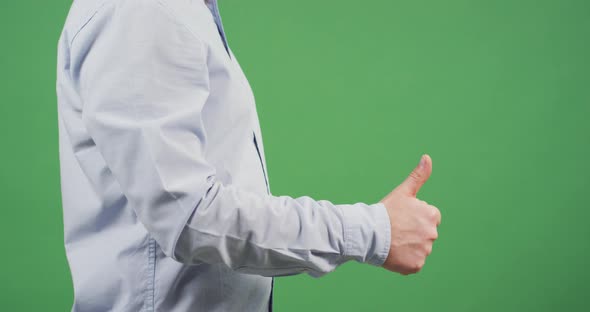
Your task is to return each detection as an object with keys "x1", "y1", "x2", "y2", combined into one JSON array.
[{"x1": 56, "y1": 0, "x2": 273, "y2": 310}]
